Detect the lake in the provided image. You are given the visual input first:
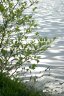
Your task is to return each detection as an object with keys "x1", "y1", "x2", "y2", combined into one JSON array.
[
  {"x1": 34, "y1": 0, "x2": 64, "y2": 37},
  {"x1": 23, "y1": 0, "x2": 64, "y2": 95}
]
